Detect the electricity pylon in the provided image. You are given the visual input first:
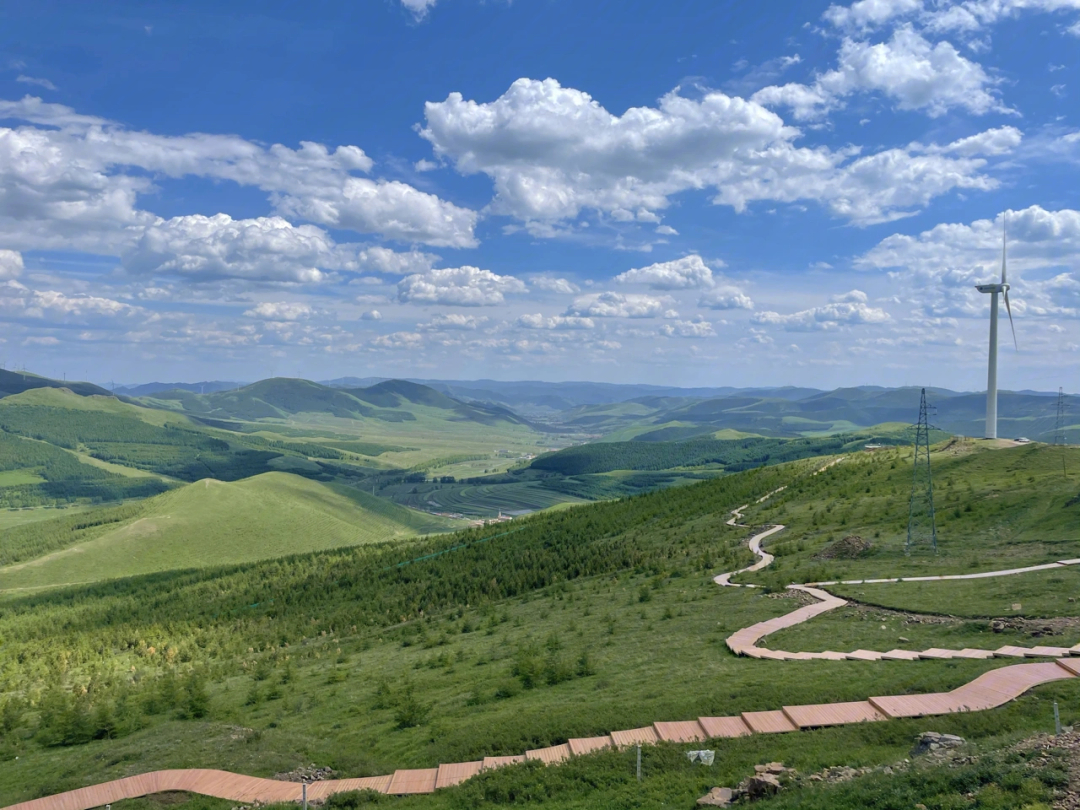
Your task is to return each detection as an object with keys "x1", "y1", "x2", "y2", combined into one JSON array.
[
  {"x1": 907, "y1": 388, "x2": 938, "y2": 554},
  {"x1": 1054, "y1": 388, "x2": 1067, "y2": 446},
  {"x1": 1055, "y1": 387, "x2": 1069, "y2": 479}
]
